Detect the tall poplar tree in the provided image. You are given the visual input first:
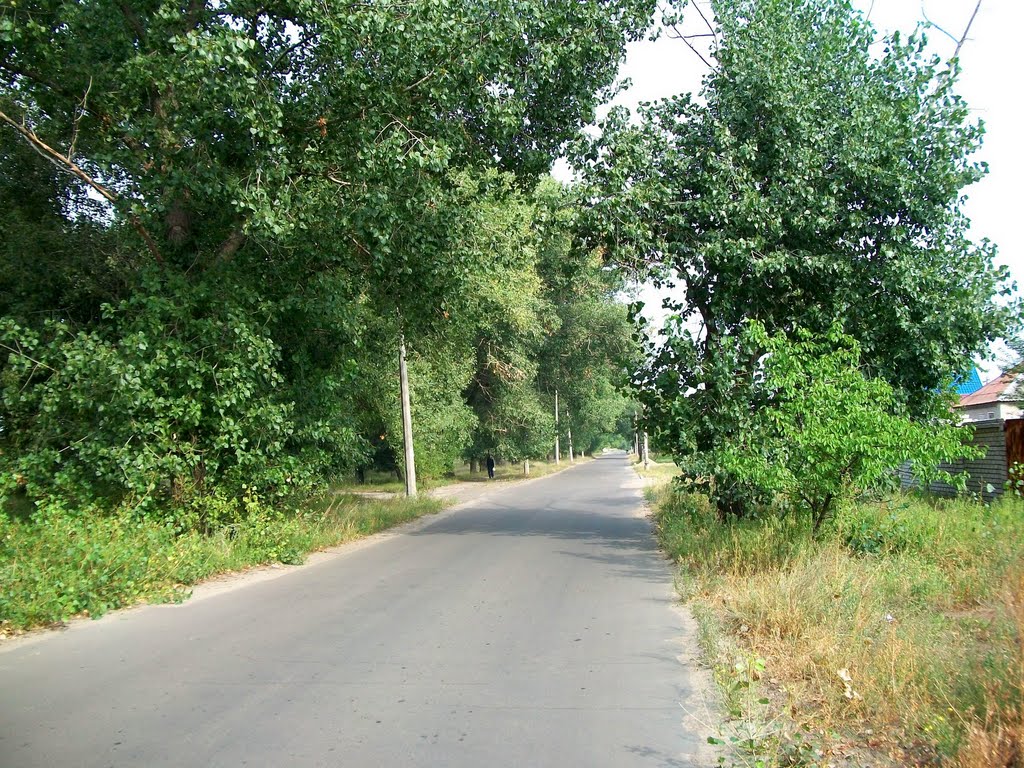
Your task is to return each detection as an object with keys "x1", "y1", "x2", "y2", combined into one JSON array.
[
  {"x1": 581, "y1": 0, "x2": 1013, "y2": 474},
  {"x1": 0, "y1": 0, "x2": 655, "y2": 505}
]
